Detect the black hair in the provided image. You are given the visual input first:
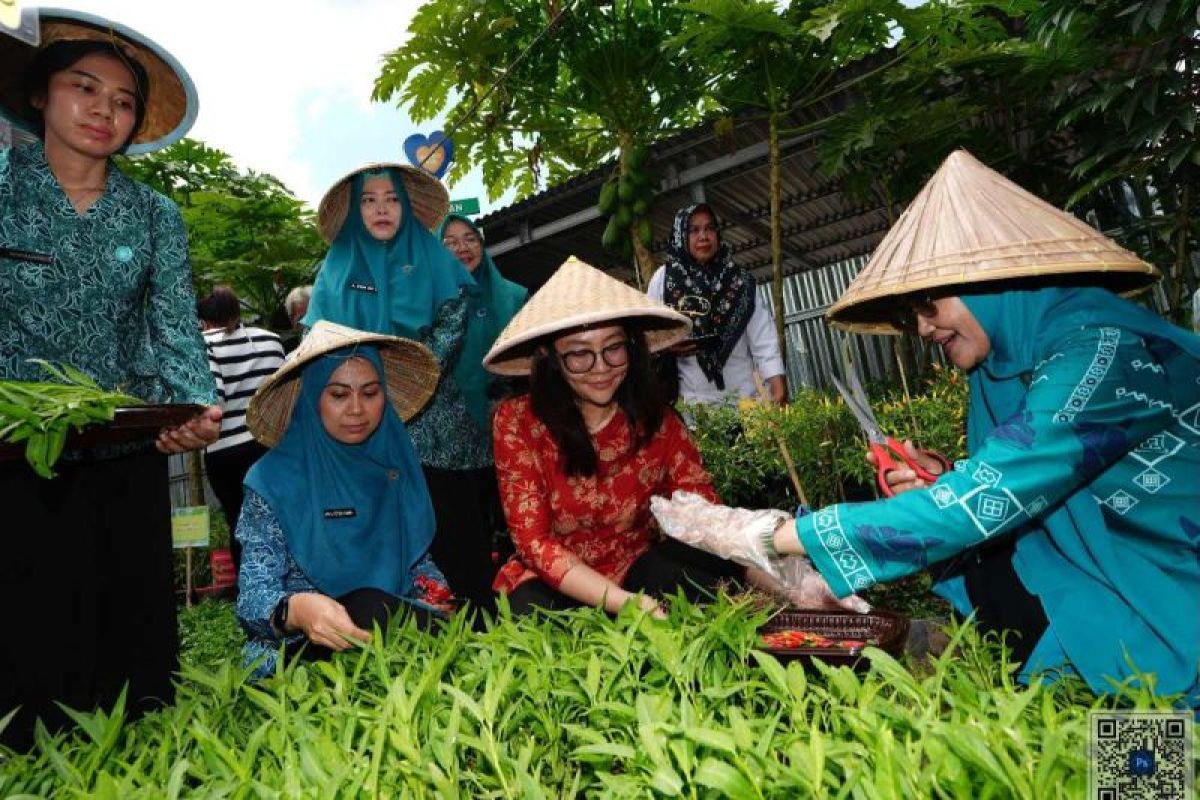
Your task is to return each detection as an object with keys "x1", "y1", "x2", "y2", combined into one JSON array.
[
  {"x1": 529, "y1": 323, "x2": 666, "y2": 477},
  {"x1": 196, "y1": 286, "x2": 241, "y2": 333},
  {"x1": 22, "y1": 40, "x2": 151, "y2": 153}
]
